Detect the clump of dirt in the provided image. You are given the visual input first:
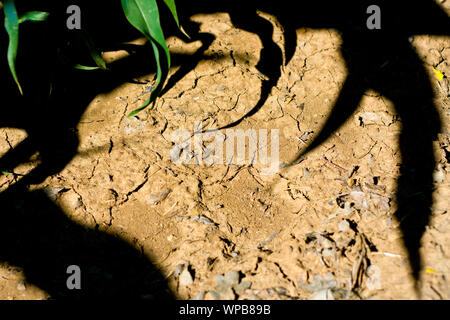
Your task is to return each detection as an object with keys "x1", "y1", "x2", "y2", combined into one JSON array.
[{"x1": 0, "y1": 8, "x2": 449, "y2": 300}]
